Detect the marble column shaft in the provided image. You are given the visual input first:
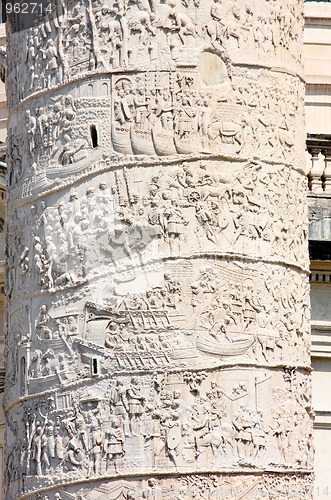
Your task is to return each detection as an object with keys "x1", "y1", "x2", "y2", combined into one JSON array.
[{"x1": 4, "y1": 1, "x2": 313, "y2": 499}]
